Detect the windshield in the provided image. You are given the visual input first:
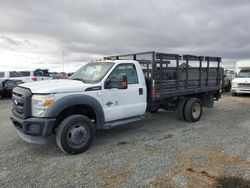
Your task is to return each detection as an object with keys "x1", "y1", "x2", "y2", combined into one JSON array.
[
  {"x1": 70, "y1": 62, "x2": 114, "y2": 83},
  {"x1": 0, "y1": 72, "x2": 4, "y2": 78},
  {"x1": 237, "y1": 70, "x2": 250, "y2": 78}
]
